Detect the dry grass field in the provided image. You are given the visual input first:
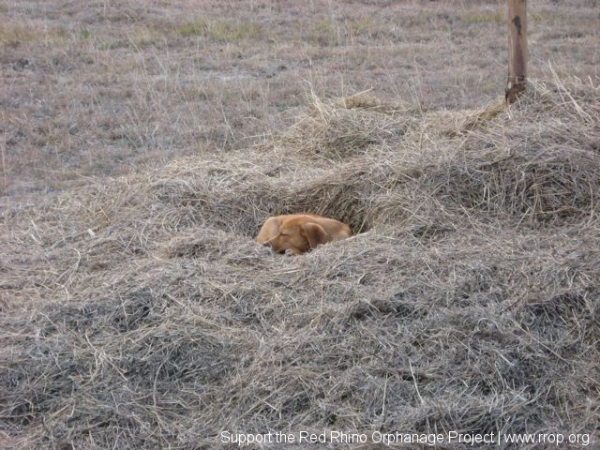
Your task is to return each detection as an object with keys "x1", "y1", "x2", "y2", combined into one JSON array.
[{"x1": 1, "y1": 0, "x2": 599, "y2": 449}]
